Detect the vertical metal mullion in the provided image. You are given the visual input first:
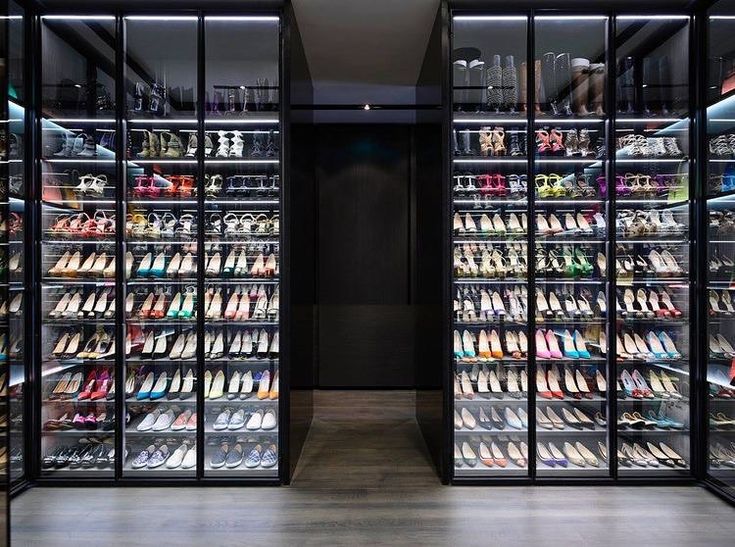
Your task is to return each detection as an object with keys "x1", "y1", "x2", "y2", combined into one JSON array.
[
  {"x1": 114, "y1": 12, "x2": 124, "y2": 483},
  {"x1": 195, "y1": 12, "x2": 205, "y2": 482},
  {"x1": 278, "y1": 10, "x2": 288, "y2": 484},
  {"x1": 606, "y1": 11, "x2": 618, "y2": 481},
  {"x1": 444, "y1": 5, "x2": 453, "y2": 484},
  {"x1": 526, "y1": 11, "x2": 537, "y2": 482}
]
